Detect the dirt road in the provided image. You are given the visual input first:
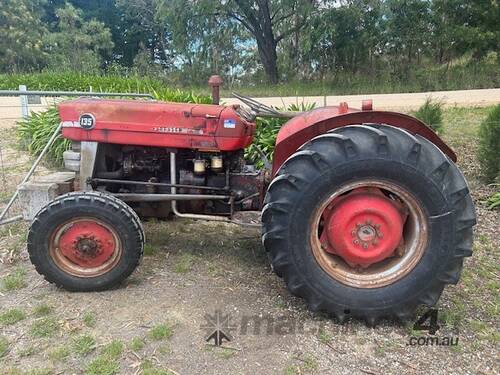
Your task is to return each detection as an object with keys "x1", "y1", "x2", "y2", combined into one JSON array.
[
  {"x1": 223, "y1": 88, "x2": 500, "y2": 110},
  {"x1": 0, "y1": 108, "x2": 498, "y2": 375}
]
